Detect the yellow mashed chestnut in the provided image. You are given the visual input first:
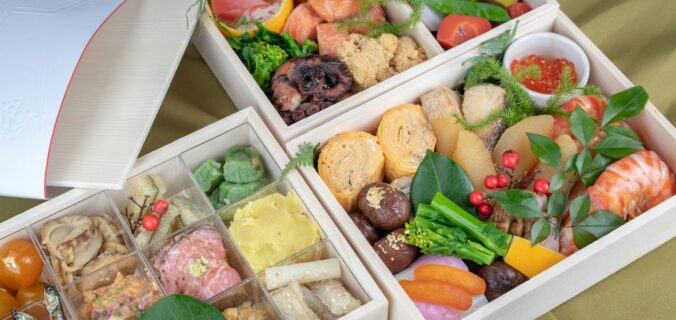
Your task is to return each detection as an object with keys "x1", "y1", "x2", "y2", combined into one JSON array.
[{"x1": 229, "y1": 192, "x2": 320, "y2": 272}]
